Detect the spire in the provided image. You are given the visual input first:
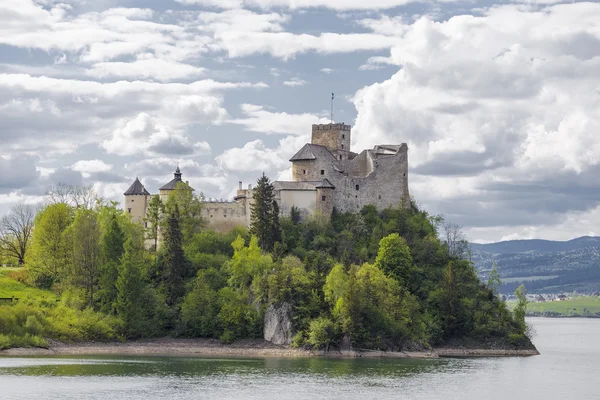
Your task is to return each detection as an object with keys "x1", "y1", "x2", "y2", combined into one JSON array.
[
  {"x1": 174, "y1": 165, "x2": 182, "y2": 180},
  {"x1": 124, "y1": 177, "x2": 150, "y2": 196}
]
